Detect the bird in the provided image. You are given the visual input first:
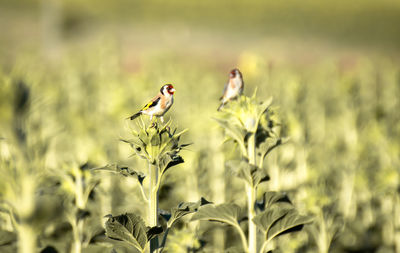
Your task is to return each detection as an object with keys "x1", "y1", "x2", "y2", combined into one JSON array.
[
  {"x1": 128, "y1": 84, "x2": 175, "y2": 123},
  {"x1": 218, "y1": 68, "x2": 244, "y2": 111}
]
